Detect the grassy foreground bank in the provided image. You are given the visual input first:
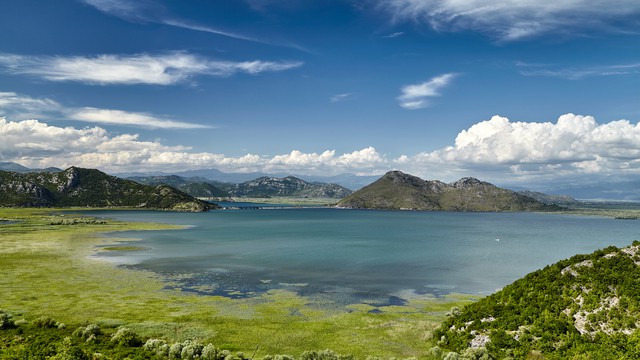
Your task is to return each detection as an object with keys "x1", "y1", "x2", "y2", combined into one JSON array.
[{"x1": 0, "y1": 208, "x2": 475, "y2": 358}]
